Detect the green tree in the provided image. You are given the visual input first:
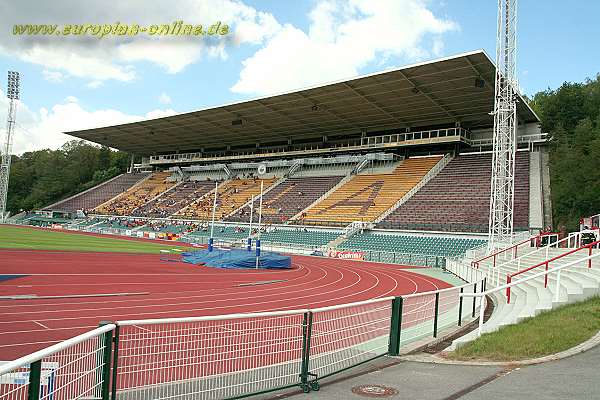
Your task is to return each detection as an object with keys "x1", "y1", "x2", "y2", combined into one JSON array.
[
  {"x1": 6, "y1": 141, "x2": 129, "y2": 214},
  {"x1": 531, "y1": 74, "x2": 600, "y2": 231}
]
